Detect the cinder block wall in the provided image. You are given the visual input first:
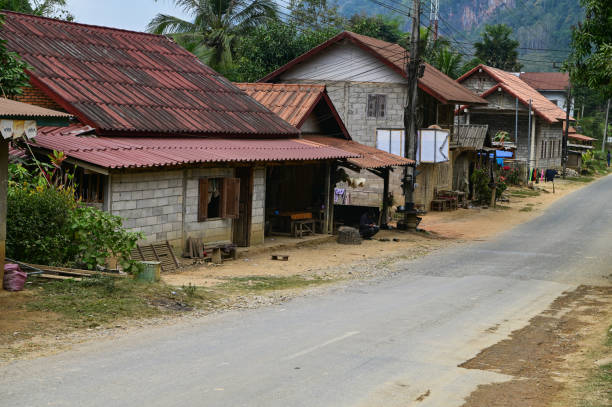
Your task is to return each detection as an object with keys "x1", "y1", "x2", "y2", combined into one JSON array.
[
  {"x1": 111, "y1": 171, "x2": 184, "y2": 246},
  {"x1": 326, "y1": 81, "x2": 407, "y2": 208},
  {"x1": 251, "y1": 167, "x2": 266, "y2": 245},
  {"x1": 110, "y1": 166, "x2": 266, "y2": 248}
]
